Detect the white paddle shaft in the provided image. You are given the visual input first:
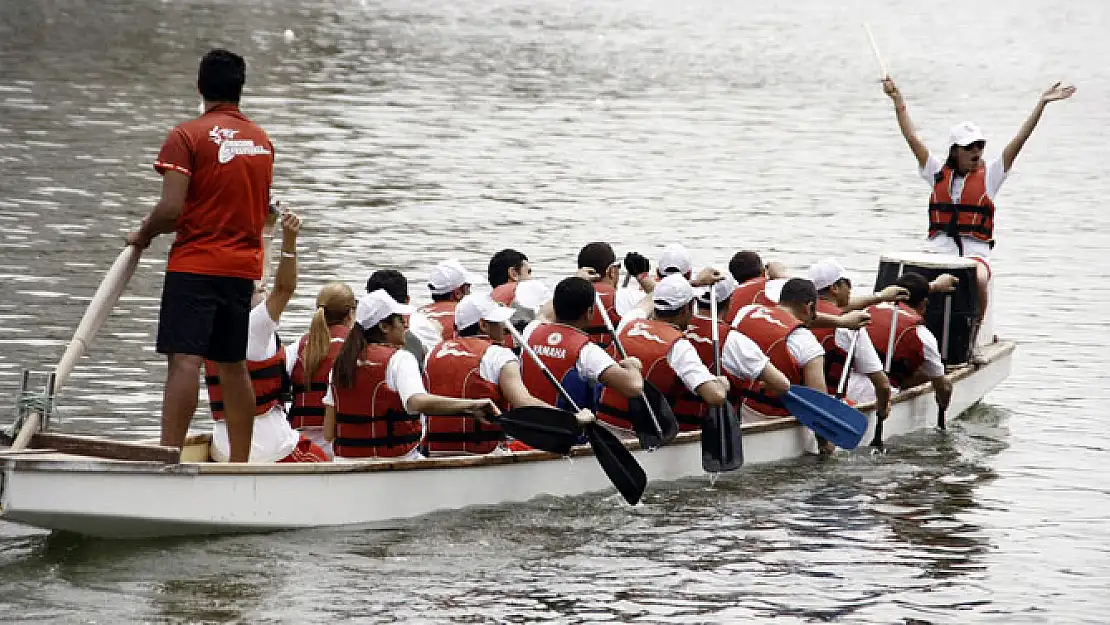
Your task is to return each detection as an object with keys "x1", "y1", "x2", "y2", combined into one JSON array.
[{"x1": 862, "y1": 22, "x2": 889, "y2": 79}]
